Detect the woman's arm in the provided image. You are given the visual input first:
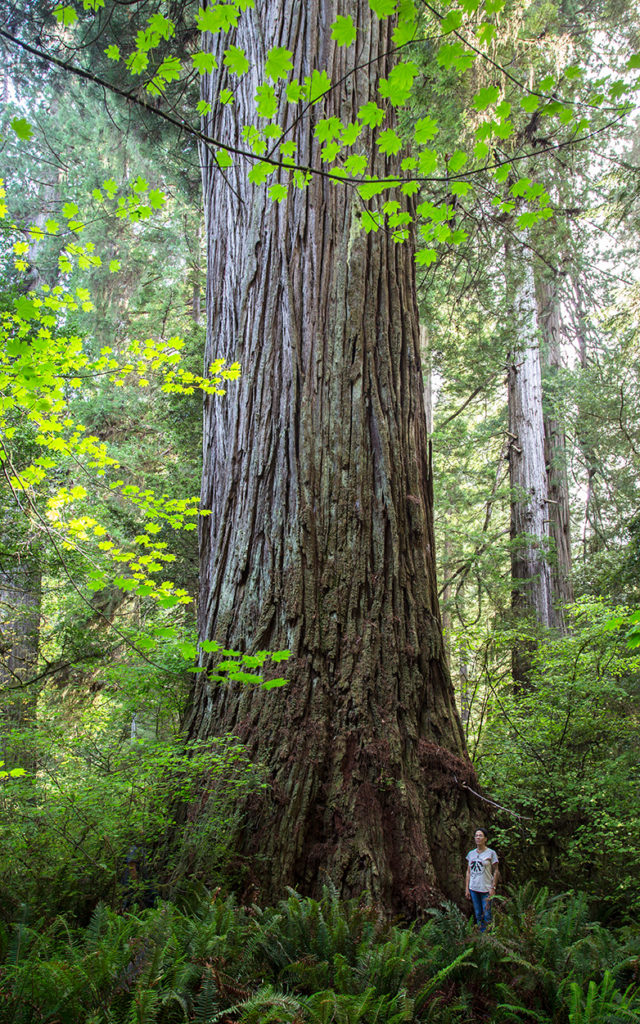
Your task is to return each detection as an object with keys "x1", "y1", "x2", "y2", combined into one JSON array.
[
  {"x1": 465, "y1": 864, "x2": 471, "y2": 899},
  {"x1": 489, "y1": 862, "x2": 500, "y2": 897}
]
